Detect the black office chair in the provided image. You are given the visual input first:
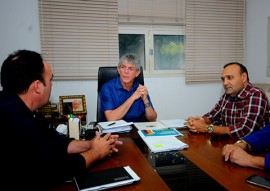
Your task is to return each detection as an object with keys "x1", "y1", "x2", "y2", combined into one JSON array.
[{"x1": 96, "y1": 66, "x2": 144, "y2": 122}]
